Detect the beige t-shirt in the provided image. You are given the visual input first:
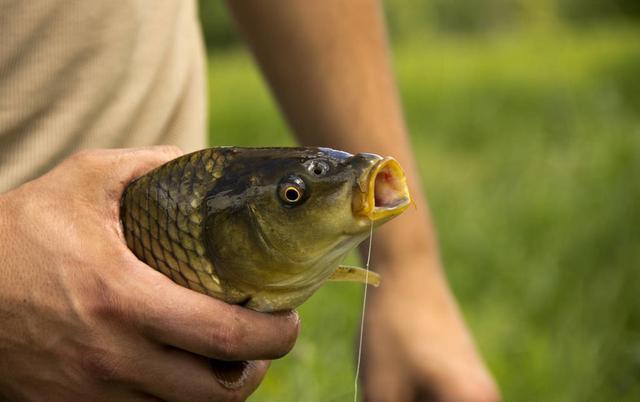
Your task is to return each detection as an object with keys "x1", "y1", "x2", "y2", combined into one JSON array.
[{"x1": 0, "y1": 0, "x2": 207, "y2": 193}]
